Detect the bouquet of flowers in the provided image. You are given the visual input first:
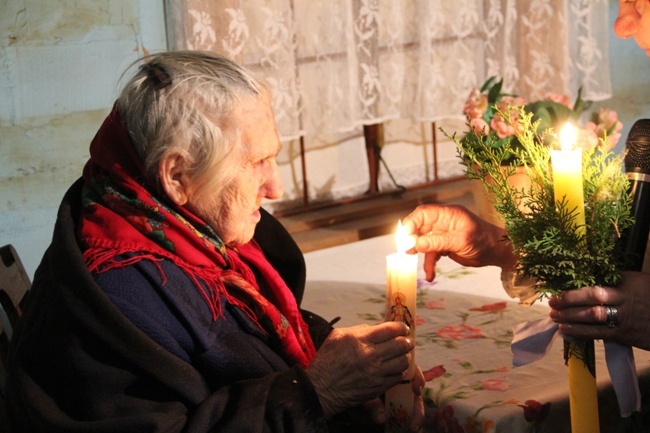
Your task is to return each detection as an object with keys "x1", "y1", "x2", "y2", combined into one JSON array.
[
  {"x1": 446, "y1": 97, "x2": 632, "y2": 298},
  {"x1": 461, "y1": 76, "x2": 623, "y2": 166}
]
